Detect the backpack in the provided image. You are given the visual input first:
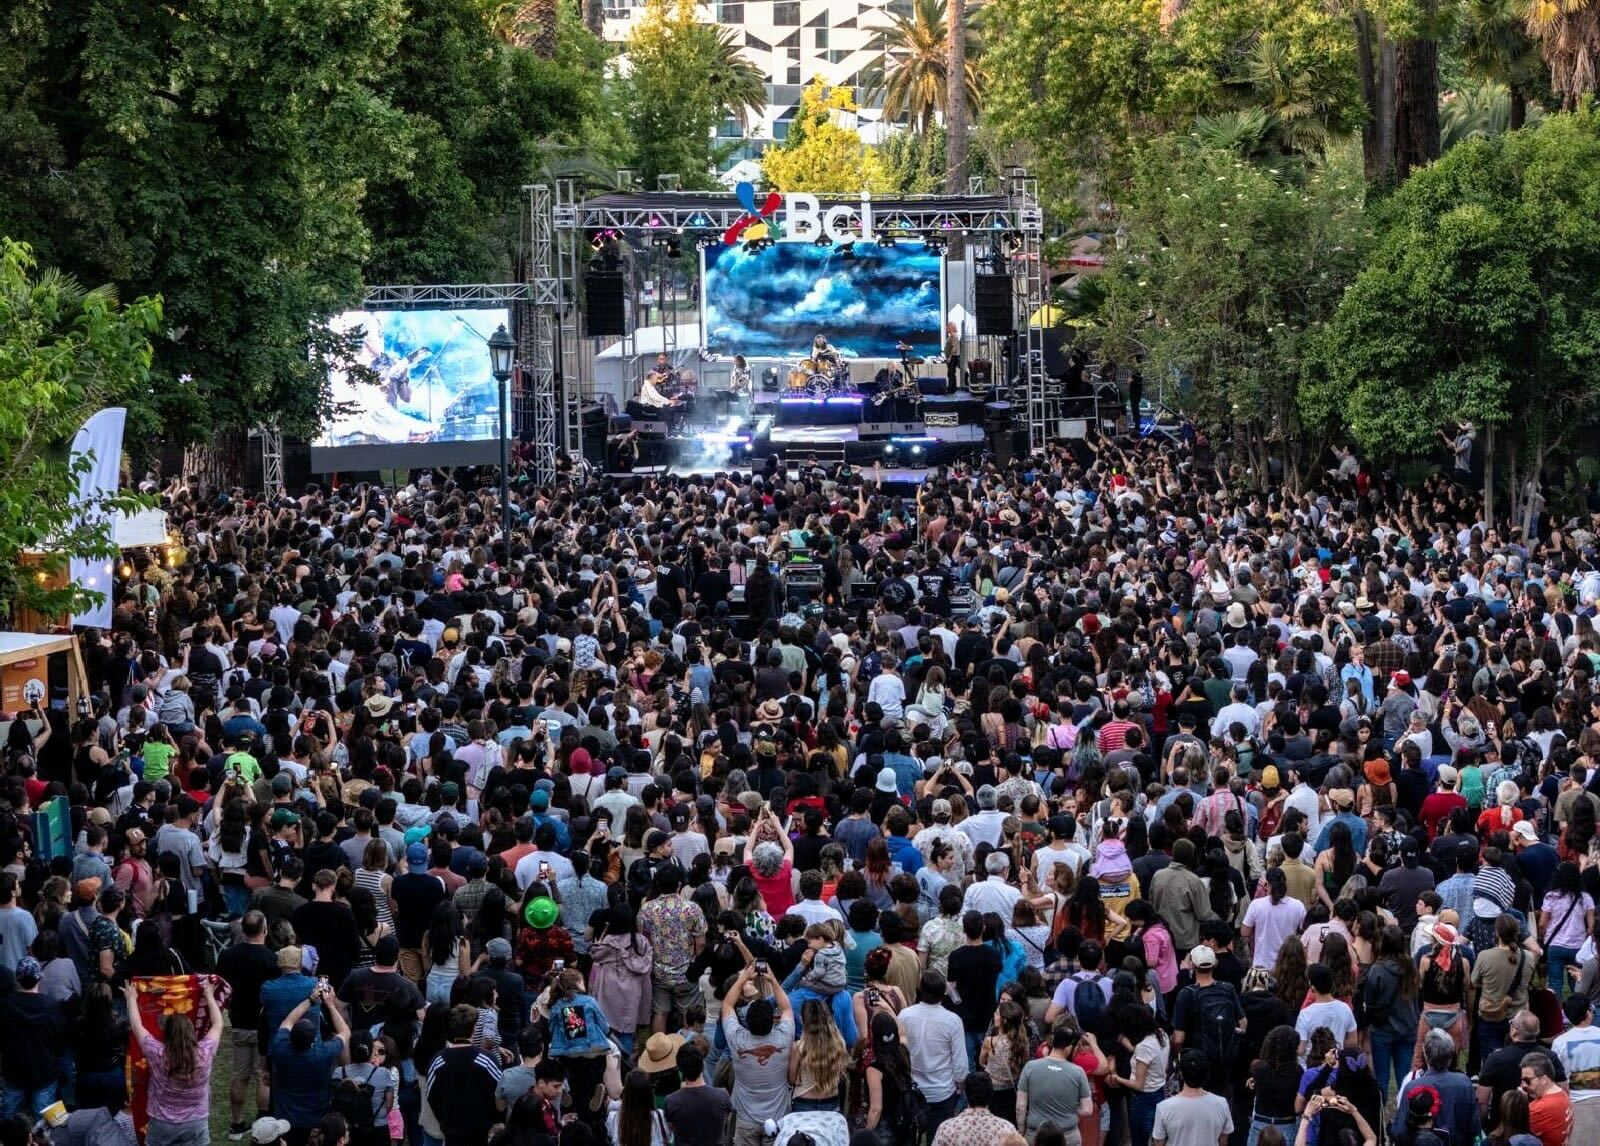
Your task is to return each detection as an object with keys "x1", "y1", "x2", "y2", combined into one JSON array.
[
  {"x1": 1186, "y1": 982, "x2": 1238, "y2": 1066},
  {"x1": 1072, "y1": 973, "x2": 1107, "y2": 1032},
  {"x1": 331, "y1": 1064, "x2": 378, "y2": 1129},
  {"x1": 888, "y1": 1075, "x2": 927, "y2": 1136}
]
